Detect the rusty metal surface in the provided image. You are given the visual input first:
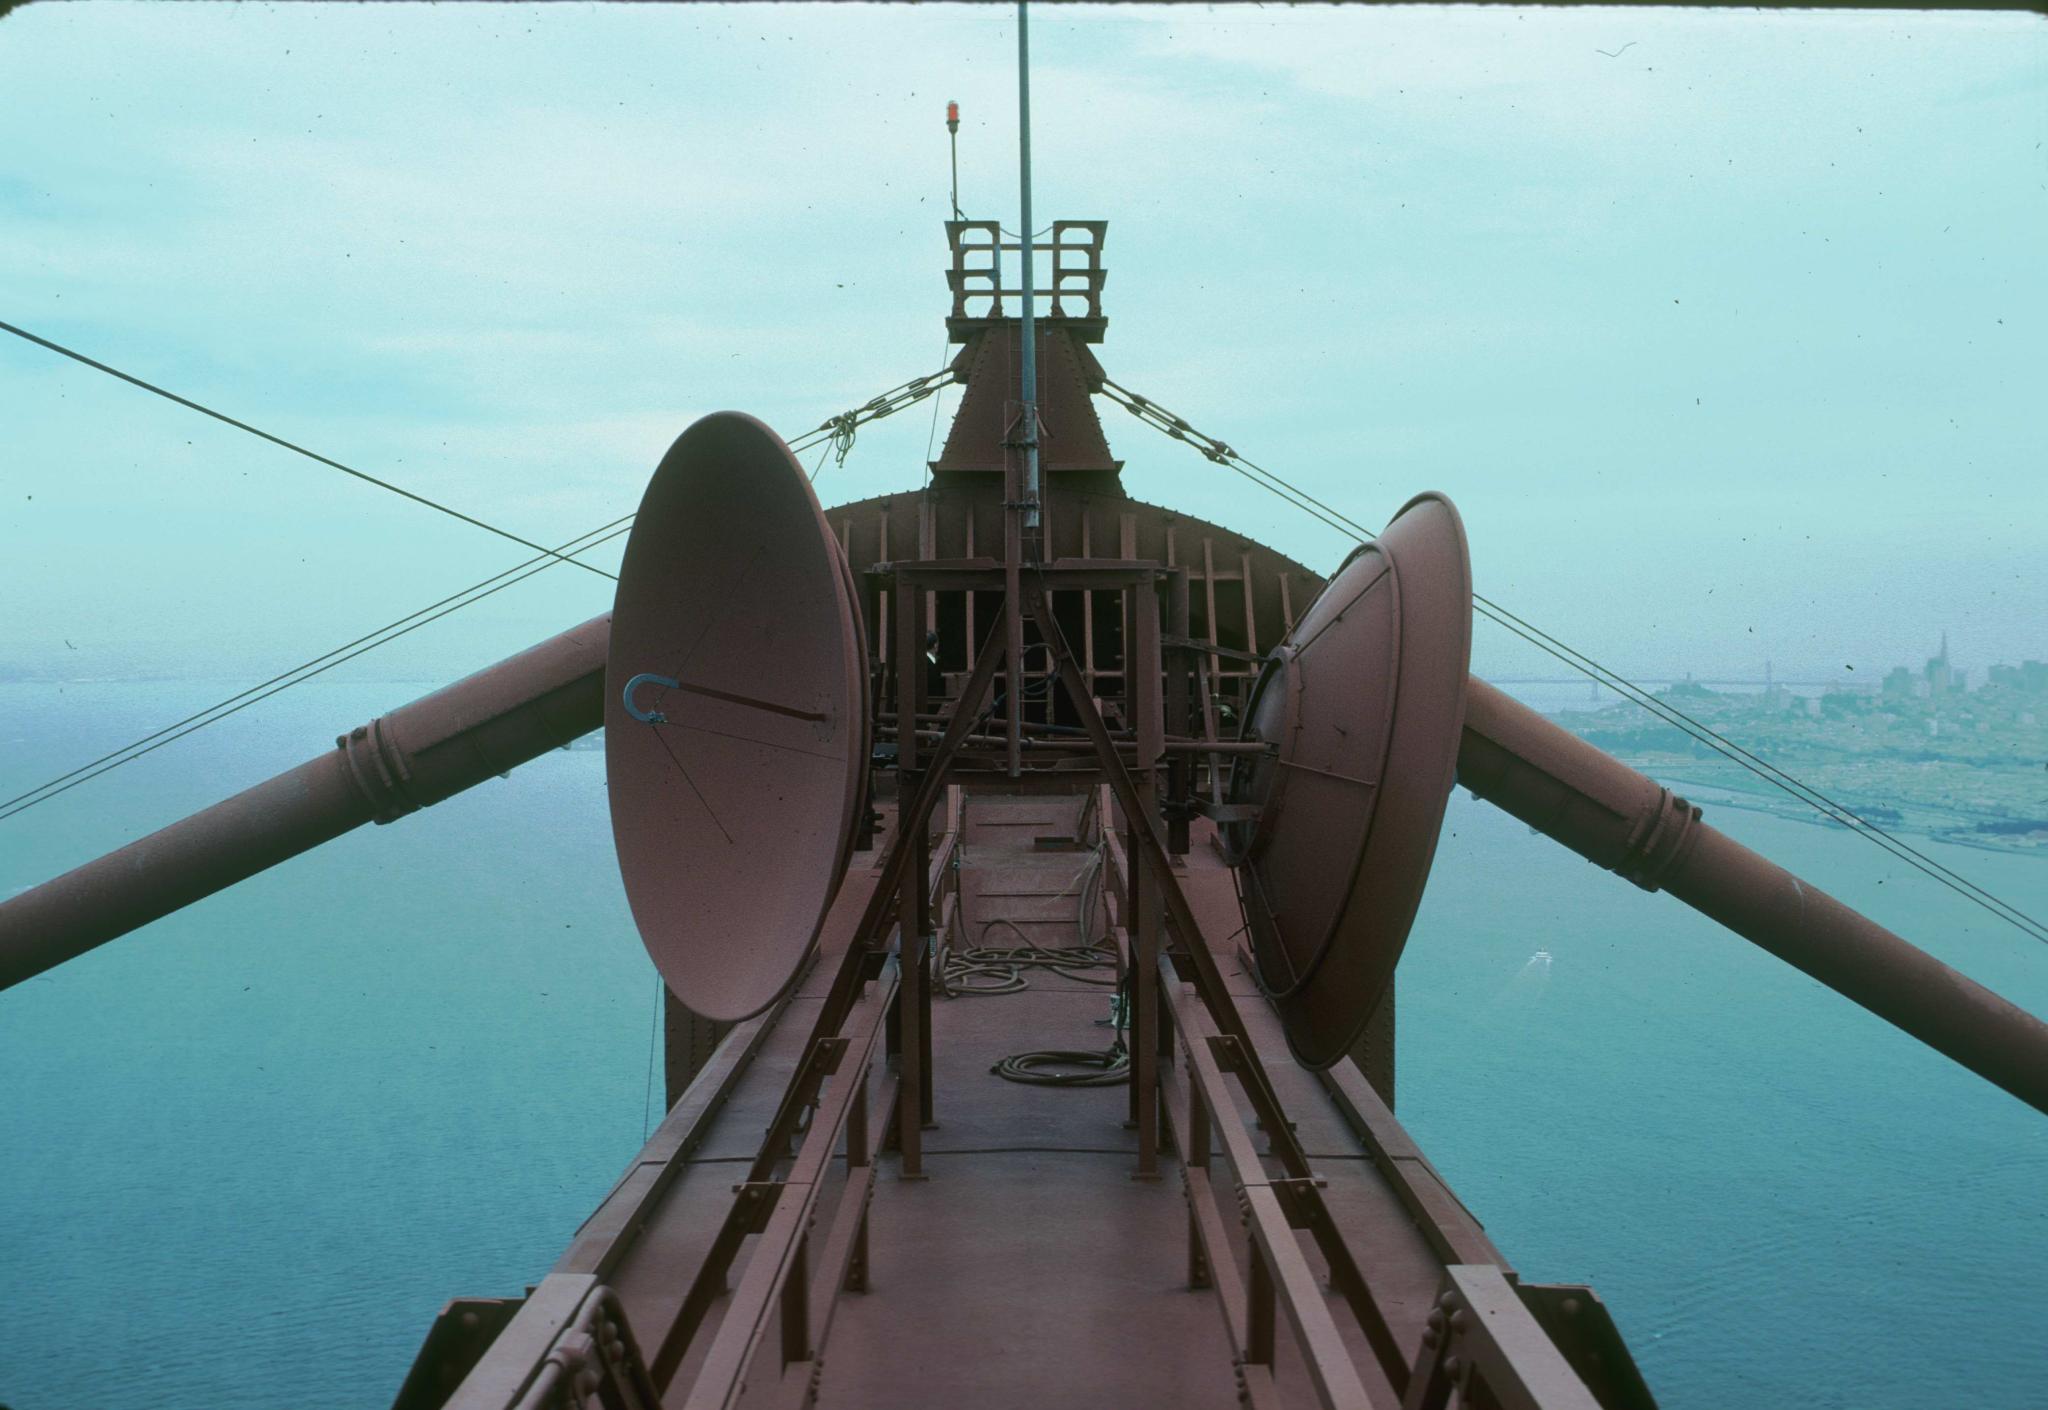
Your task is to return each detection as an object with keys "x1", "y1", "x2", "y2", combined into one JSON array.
[
  {"x1": 944, "y1": 219, "x2": 1108, "y2": 338},
  {"x1": 442, "y1": 1276, "x2": 662, "y2": 1410},
  {"x1": 762, "y1": 796, "x2": 1241, "y2": 1410},
  {"x1": 1515, "y1": 1284, "x2": 1659, "y2": 1410},
  {"x1": 0, "y1": 613, "x2": 609, "y2": 994},
  {"x1": 390, "y1": 1297, "x2": 525, "y2": 1410},
  {"x1": 1403, "y1": 1266, "x2": 1604, "y2": 1410},
  {"x1": 1458, "y1": 676, "x2": 2048, "y2": 1114},
  {"x1": 607, "y1": 412, "x2": 869, "y2": 1021},
  {"x1": 816, "y1": 1149, "x2": 1241, "y2": 1410},
  {"x1": 932, "y1": 322, "x2": 1119, "y2": 475},
  {"x1": 1225, "y1": 494, "x2": 1473, "y2": 1069},
  {"x1": 1162, "y1": 973, "x2": 1392, "y2": 1410},
  {"x1": 828, "y1": 481, "x2": 1319, "y2": 713},
  {"x1": 672, "y1": 956, "x2": 899, "y2": 1408}
]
